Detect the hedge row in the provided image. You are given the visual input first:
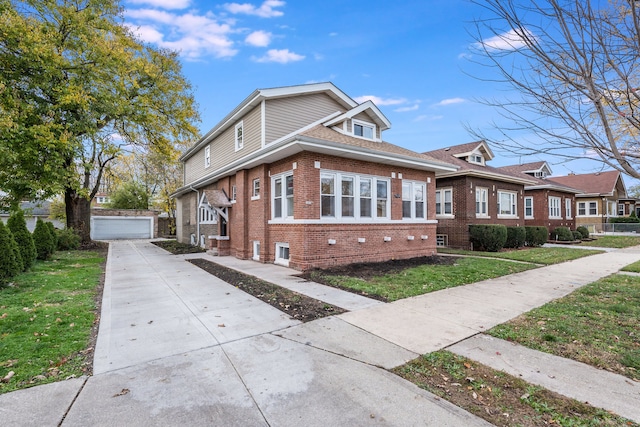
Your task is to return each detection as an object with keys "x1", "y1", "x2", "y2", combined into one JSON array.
[{"x1": 469, "y1": 225, "x2": 550, "y2": 252}]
